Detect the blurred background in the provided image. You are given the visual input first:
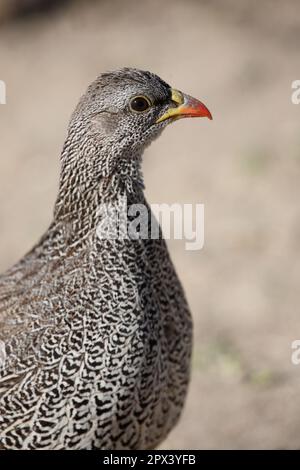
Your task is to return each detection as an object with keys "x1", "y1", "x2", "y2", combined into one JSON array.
[{"x1": 0, "y1": 0, "x2": 300, "y2": 449}]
